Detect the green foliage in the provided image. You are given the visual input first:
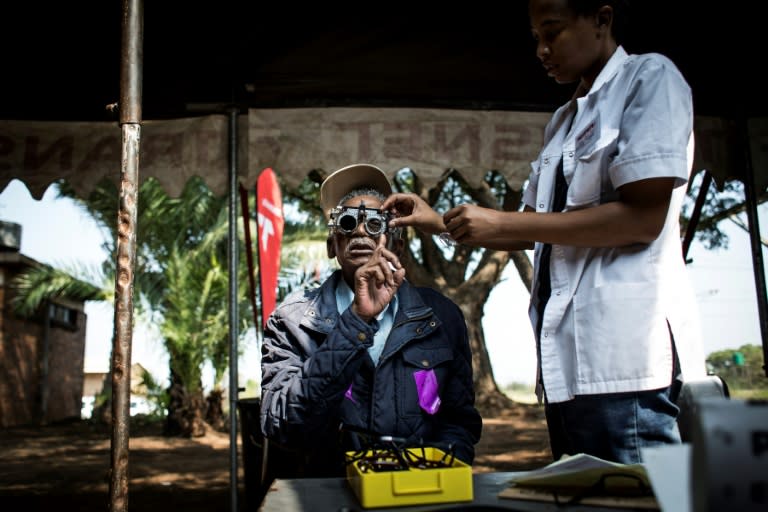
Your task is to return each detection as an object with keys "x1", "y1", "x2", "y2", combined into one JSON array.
[
  {"x1": 139, "y1": 178, "x2": 251, "y2": 391},
  {"x1": 706, "y1": 344, "x2": 768, "y2": 393},
  {"x1": 139, "y1": 367, "x2": 170, "y2": 418},
  {"x1": 161, "y1": 247, "x2": 227, "y2": 391},
  {"x1": 92, "y1": 383, "x2": 110, "y2": 414},
  {"x1": 281, "y1": 172, "x2": 325, "y2": 221},
  {"x1": 13, "y1": 174, "x2": 341, "y2": 417},
  {"x1": 10, "y1": 263, "x2": 110, "y2": 316},
  {"x1": 682, "y1": 173, "x2": 742, "y2": 250},
  {"x1": 24, "y1": 178, "x2": 253, "y2": 403},
  {"x1": 239, "y1": 378, "x2": 261, "y2": 399},
  {"x1": 681, "y1": 172, "x2": 768, "y2": 251}
]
